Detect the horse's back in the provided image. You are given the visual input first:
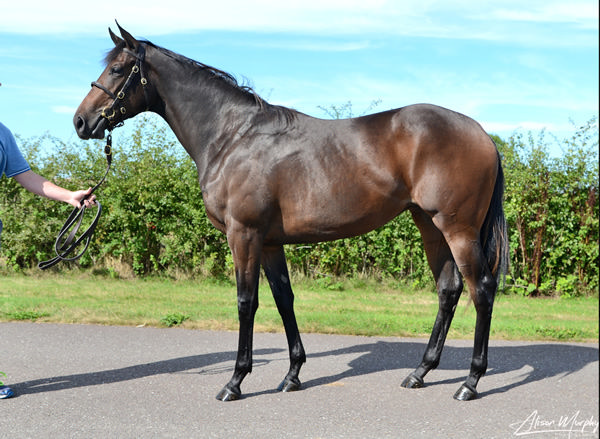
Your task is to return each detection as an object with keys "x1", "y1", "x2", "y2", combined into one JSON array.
[{"x1": 261, "y1": 104, "x2": 497, "y2": 243}]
